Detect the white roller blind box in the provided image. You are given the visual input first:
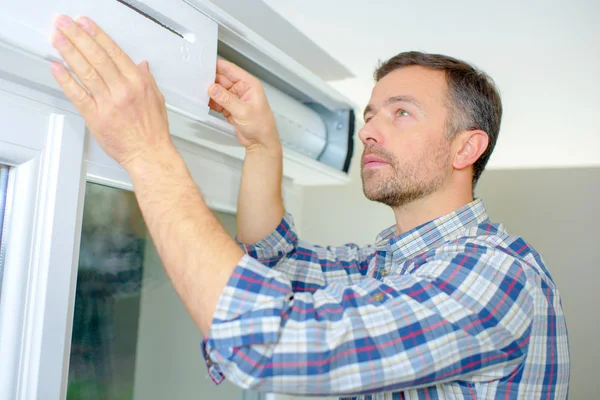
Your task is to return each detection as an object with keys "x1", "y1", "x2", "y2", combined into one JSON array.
[{"x1": 0, "y1": 0, "x2": 218, "y2": 121}]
